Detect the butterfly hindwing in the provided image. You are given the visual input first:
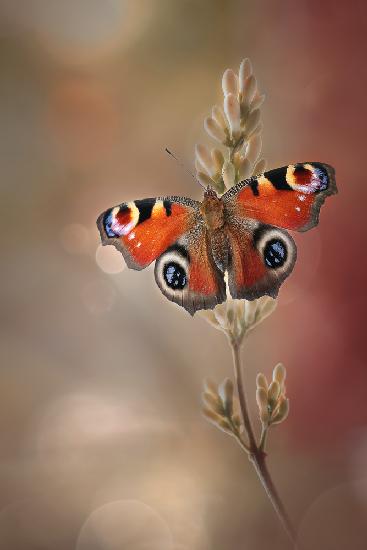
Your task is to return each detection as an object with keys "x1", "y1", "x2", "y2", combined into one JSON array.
[
  {"x1": 155, "y1": 229, "x2": 226, "y2": 316},
  {"x1": 97, "y1": 196, "x2": 200, "y2": 270},
  {"x1": 226, "y1": 219, "x2": 297, "y2": 300},
  {"x1": 223, "y1": 162, "x2": 337, "y2": 232}
]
